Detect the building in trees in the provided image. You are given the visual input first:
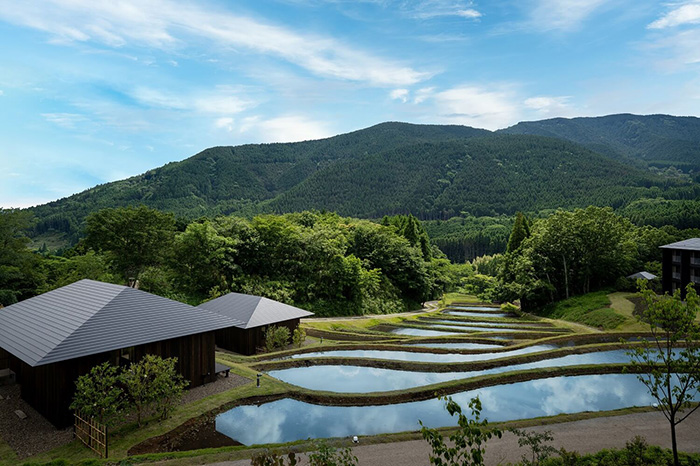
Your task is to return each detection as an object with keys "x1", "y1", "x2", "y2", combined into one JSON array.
[
  {"x1": 198, "y1": 292, "x2": 313, "y2": 355},
  {"x1": 660, "y1": 238, "x2": 700, "y2": 299},
  {"x1": 0, "y1": 279, "x2": 242, "y2": 427}
]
